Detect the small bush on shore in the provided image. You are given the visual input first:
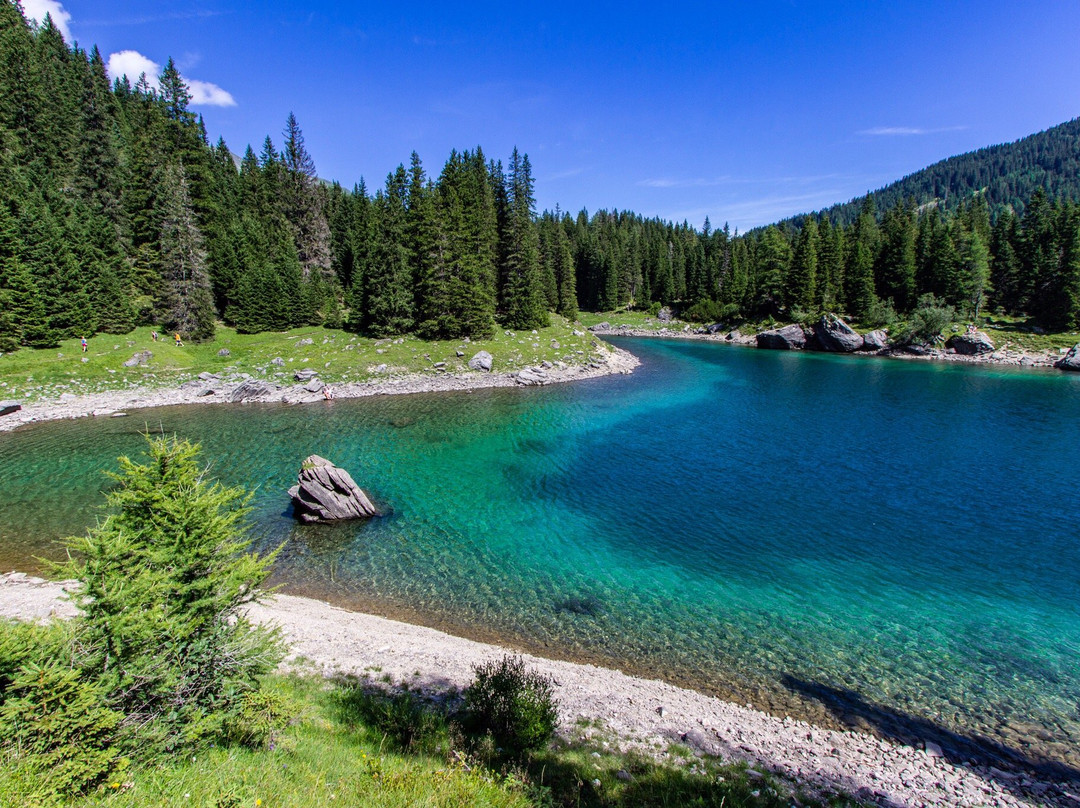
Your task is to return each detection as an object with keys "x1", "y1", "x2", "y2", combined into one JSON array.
[{"x1": 464, "y1": 655, "x2": 558, "y2": 758}]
